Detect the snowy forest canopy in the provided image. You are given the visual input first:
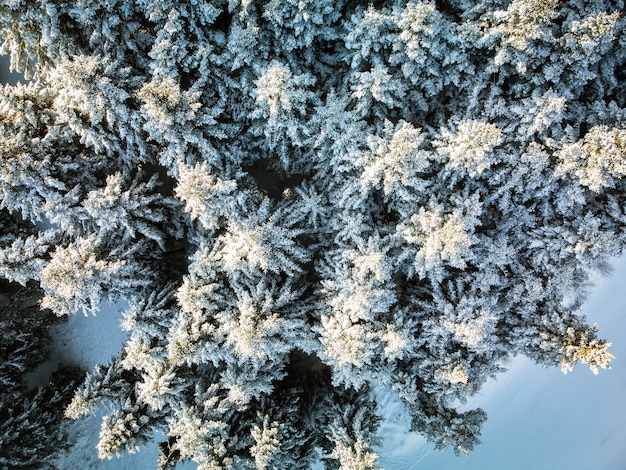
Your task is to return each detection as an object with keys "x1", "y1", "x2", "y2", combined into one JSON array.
[{"x1": 0, "y1": 0, "x2": 625, "y2": 468}]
